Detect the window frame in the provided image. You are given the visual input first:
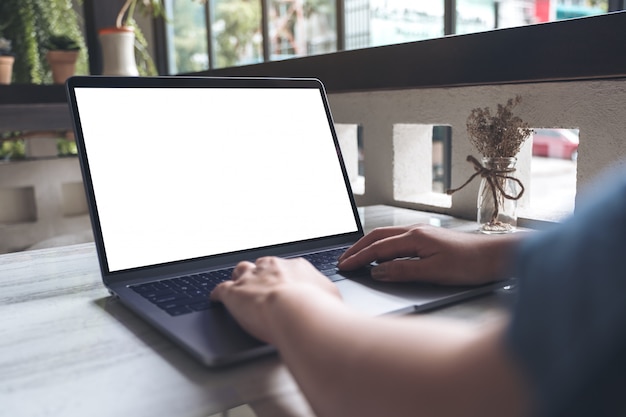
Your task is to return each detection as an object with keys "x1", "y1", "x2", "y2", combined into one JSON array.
[{"x1": 153, "y1": 0, "x2": 624, "y2": 75}]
